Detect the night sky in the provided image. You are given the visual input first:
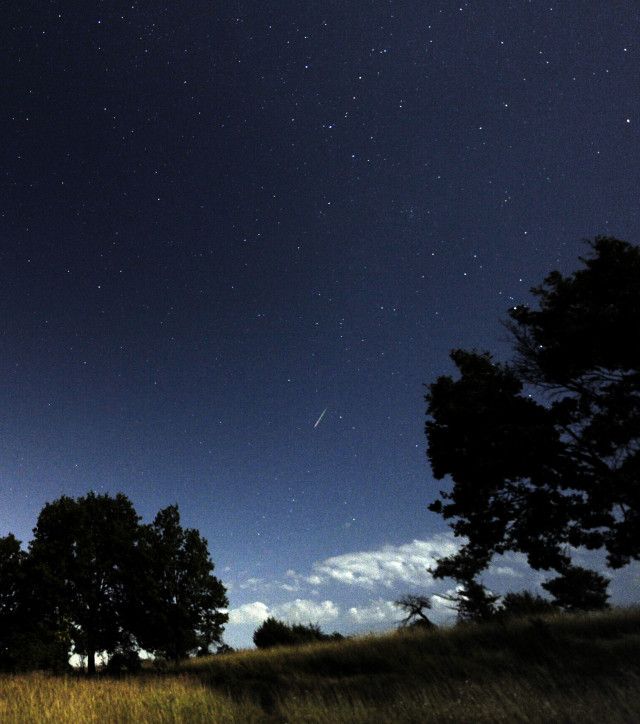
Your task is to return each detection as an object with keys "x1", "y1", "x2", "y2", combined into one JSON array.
[{"x1": 2, "y1": 2, "x2": 639, "y2": 649}]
